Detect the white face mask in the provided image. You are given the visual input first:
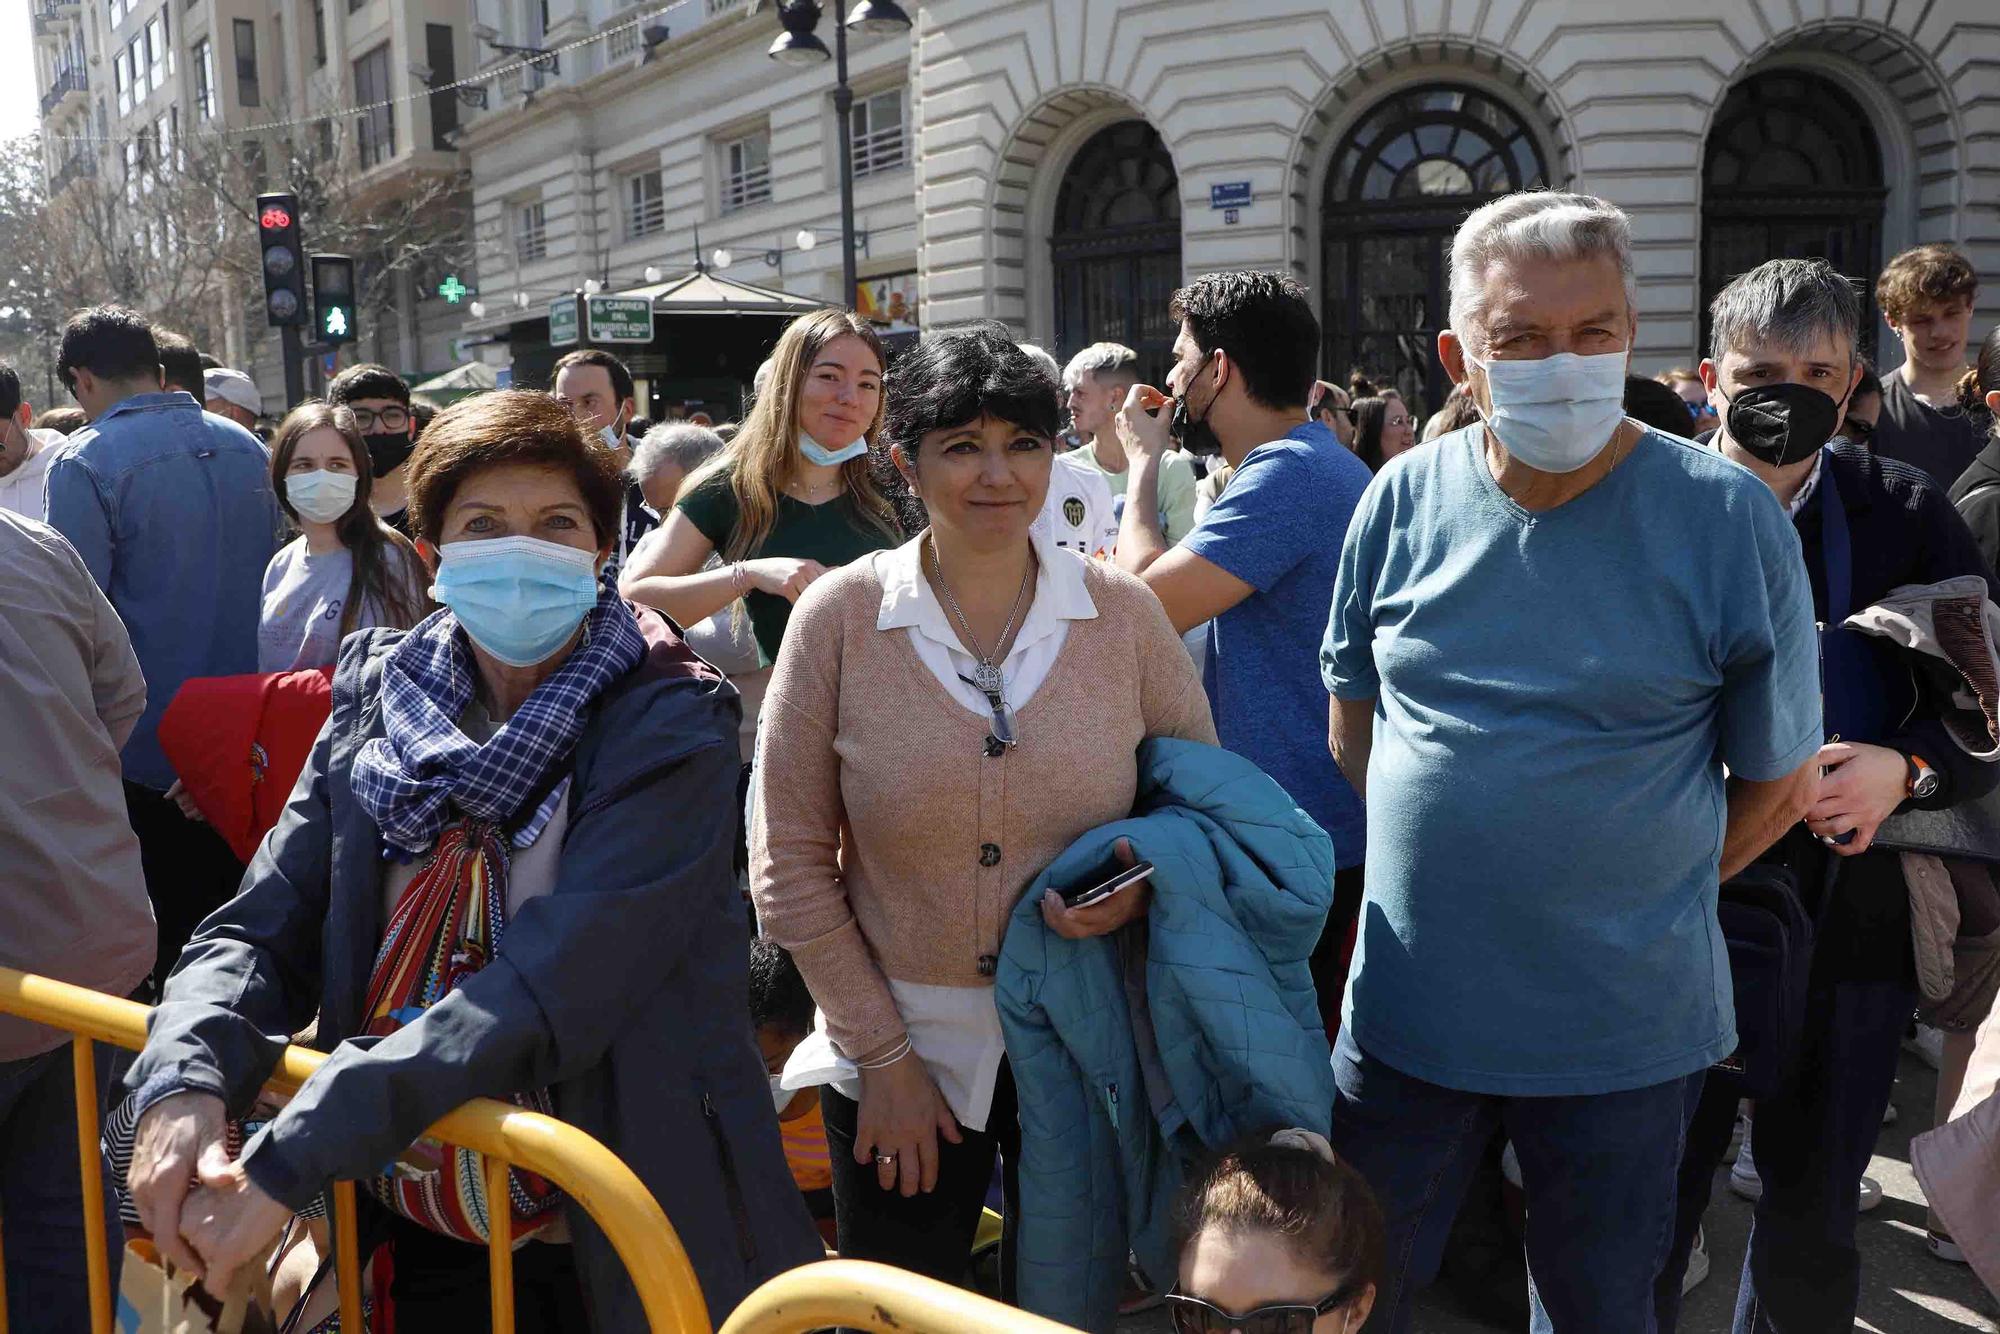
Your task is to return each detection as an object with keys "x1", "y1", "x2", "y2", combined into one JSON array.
[
  {"x1": 285, "y1": 468, "x2": 359, "y2": 524},
  {"x1": 1467, "y1": 348, "x2": 1629, "y2": 474}
]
